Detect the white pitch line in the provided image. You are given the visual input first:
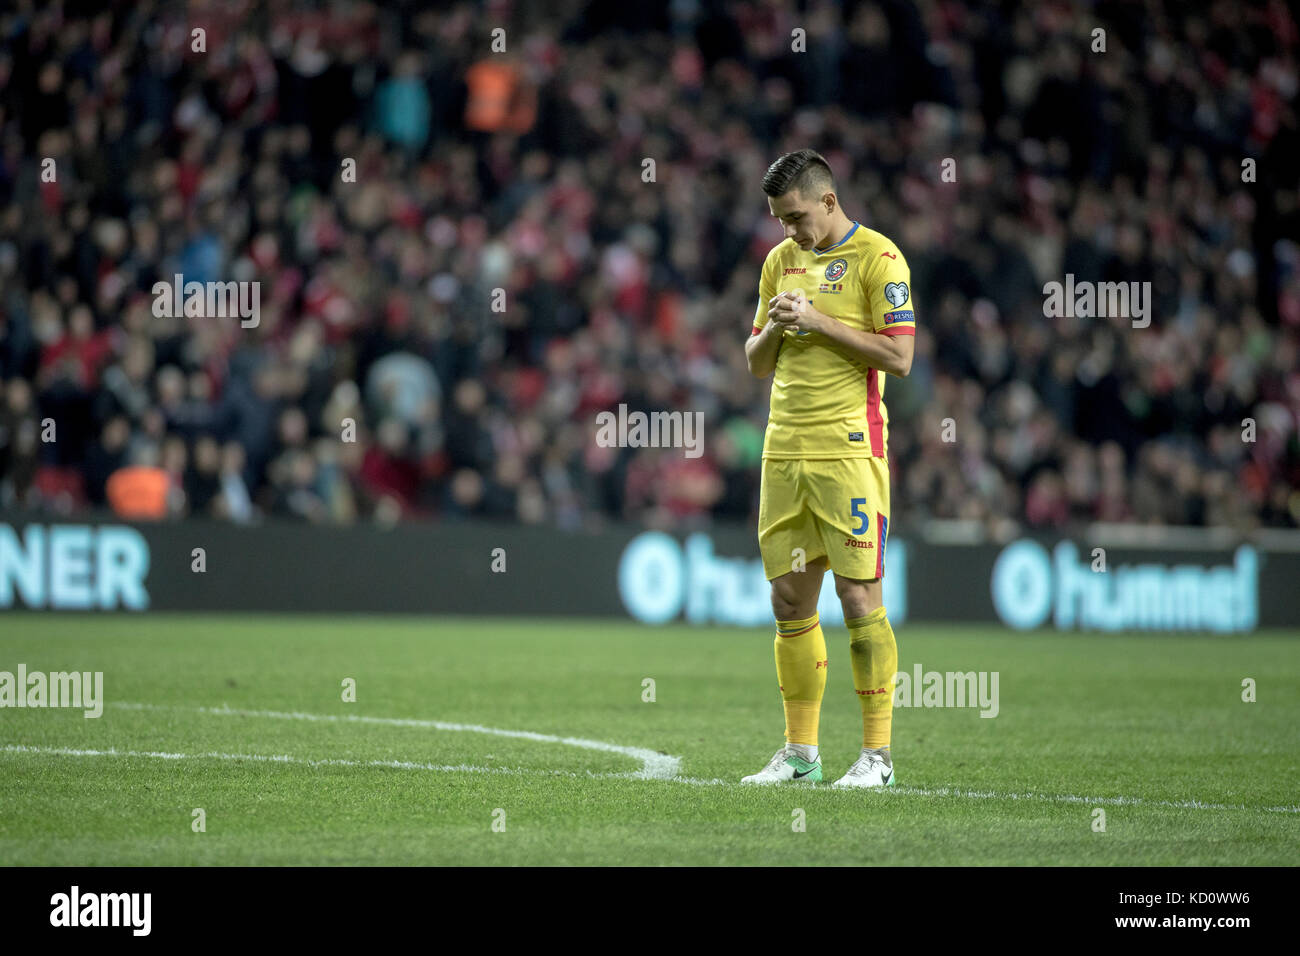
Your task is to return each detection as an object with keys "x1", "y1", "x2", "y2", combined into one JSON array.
[
  {"x1": 111, "y1": 701, "x2": 681, "y2": 780},
  {"x1": 21, "y1": 701, "x2": 1278, "y2": 816},
  {"x1": 864, "y1": 784, "x2": 1300, "y2": 816},
  {"x1": 0, "y1": 744, "x2": 625, "y2": 779},
  {"x1": 6, "y1": 744, "x2": 1298, "y2": 815},
  {"x1": 648, "y1": 777, "x2": 1300, "y2": 814}
]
